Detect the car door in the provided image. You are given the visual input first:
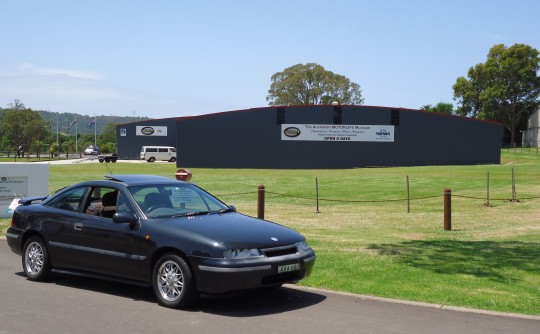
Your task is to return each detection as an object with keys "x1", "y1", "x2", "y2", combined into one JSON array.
[
  {"x1": 41, "y1": 186, "x2": 90, "y2": 268},
  {"x1": 68, "y1": 187, "x2": 143, "y2": 280}
]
